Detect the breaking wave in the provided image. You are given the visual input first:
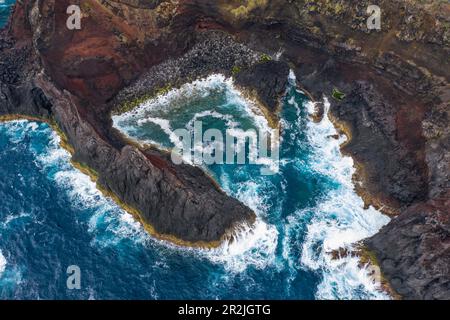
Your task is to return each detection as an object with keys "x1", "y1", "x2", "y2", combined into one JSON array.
[
  {"x1": 298, "y1": 98, "x2": 391, "y2": 299},
  {"x1": 28, "y1": 125, "x2": 150, "y2": 247},
  {"x1": 0, "y1": 250, "x2": 6, "y2": 278},
  {"x1": 204, "y1": 219, "x2": 278, "y2": 273}
]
